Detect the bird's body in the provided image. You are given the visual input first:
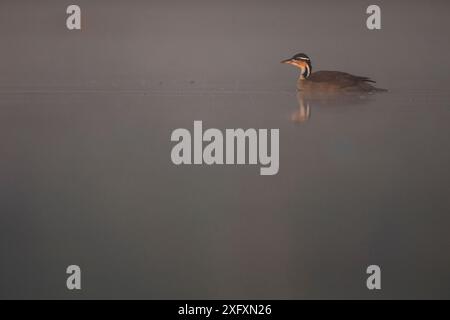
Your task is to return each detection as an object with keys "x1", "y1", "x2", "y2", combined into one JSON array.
[
  {"x1": 282, "y1": 53, "x2": 386, "y2": 93},
  {"x1": 299, "y1": 71, "x2": 381, "y2": 92}
]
